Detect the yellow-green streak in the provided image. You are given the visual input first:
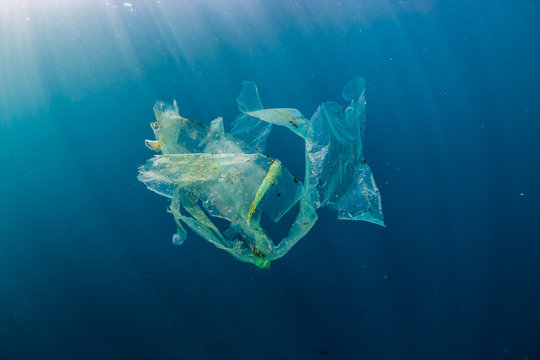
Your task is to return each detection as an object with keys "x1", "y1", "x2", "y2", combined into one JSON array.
[{"x1": 247, "y1": 160, "x2": 281, "y2": 224}]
